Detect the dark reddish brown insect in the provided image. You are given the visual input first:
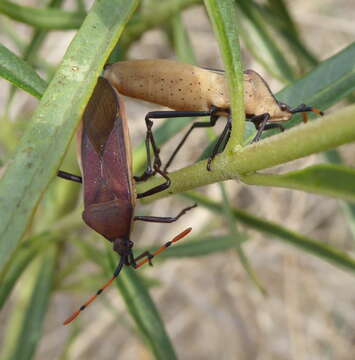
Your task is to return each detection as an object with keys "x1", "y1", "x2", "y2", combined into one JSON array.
[
  {"x1": 104, "y1": 59, "x2": 323, "y2": 170},
  {"x1": 59, "y1": 77, "x2": 195, "y2": 325}
]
